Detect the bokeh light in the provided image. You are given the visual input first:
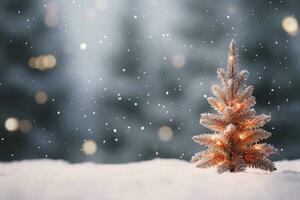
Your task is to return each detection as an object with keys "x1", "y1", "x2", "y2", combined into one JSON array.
[
  {"x1": 35, "y1": 91, "x2": 48, "y2": 104},
  {"x1": 82, "y1": 140, "x2": 97, "y2": 155},
  {"x1": 44, "y1": 2, "x2": 60, "y2": 28},
  {"x1": 171, "y1": 54, "x2": 185, "y2": 68},
  {"x1": 44, "y1": 13, "x2": 59, "y2": 28},
  {"x1": 158, "y1": 126, "x2": 173, "y2": 142},
  {"x1": 19, "y1": 120, "x2": 33, "y2": 133},
  {"x1": 28, "y1": 55, "x2": 56, "y2": 70},
  {"x1": 282, "y1": 16, "x2": 298, "y2": 36},
  {"x1": 4, "y1": 117, "x2": 19, "y2": 132}
]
